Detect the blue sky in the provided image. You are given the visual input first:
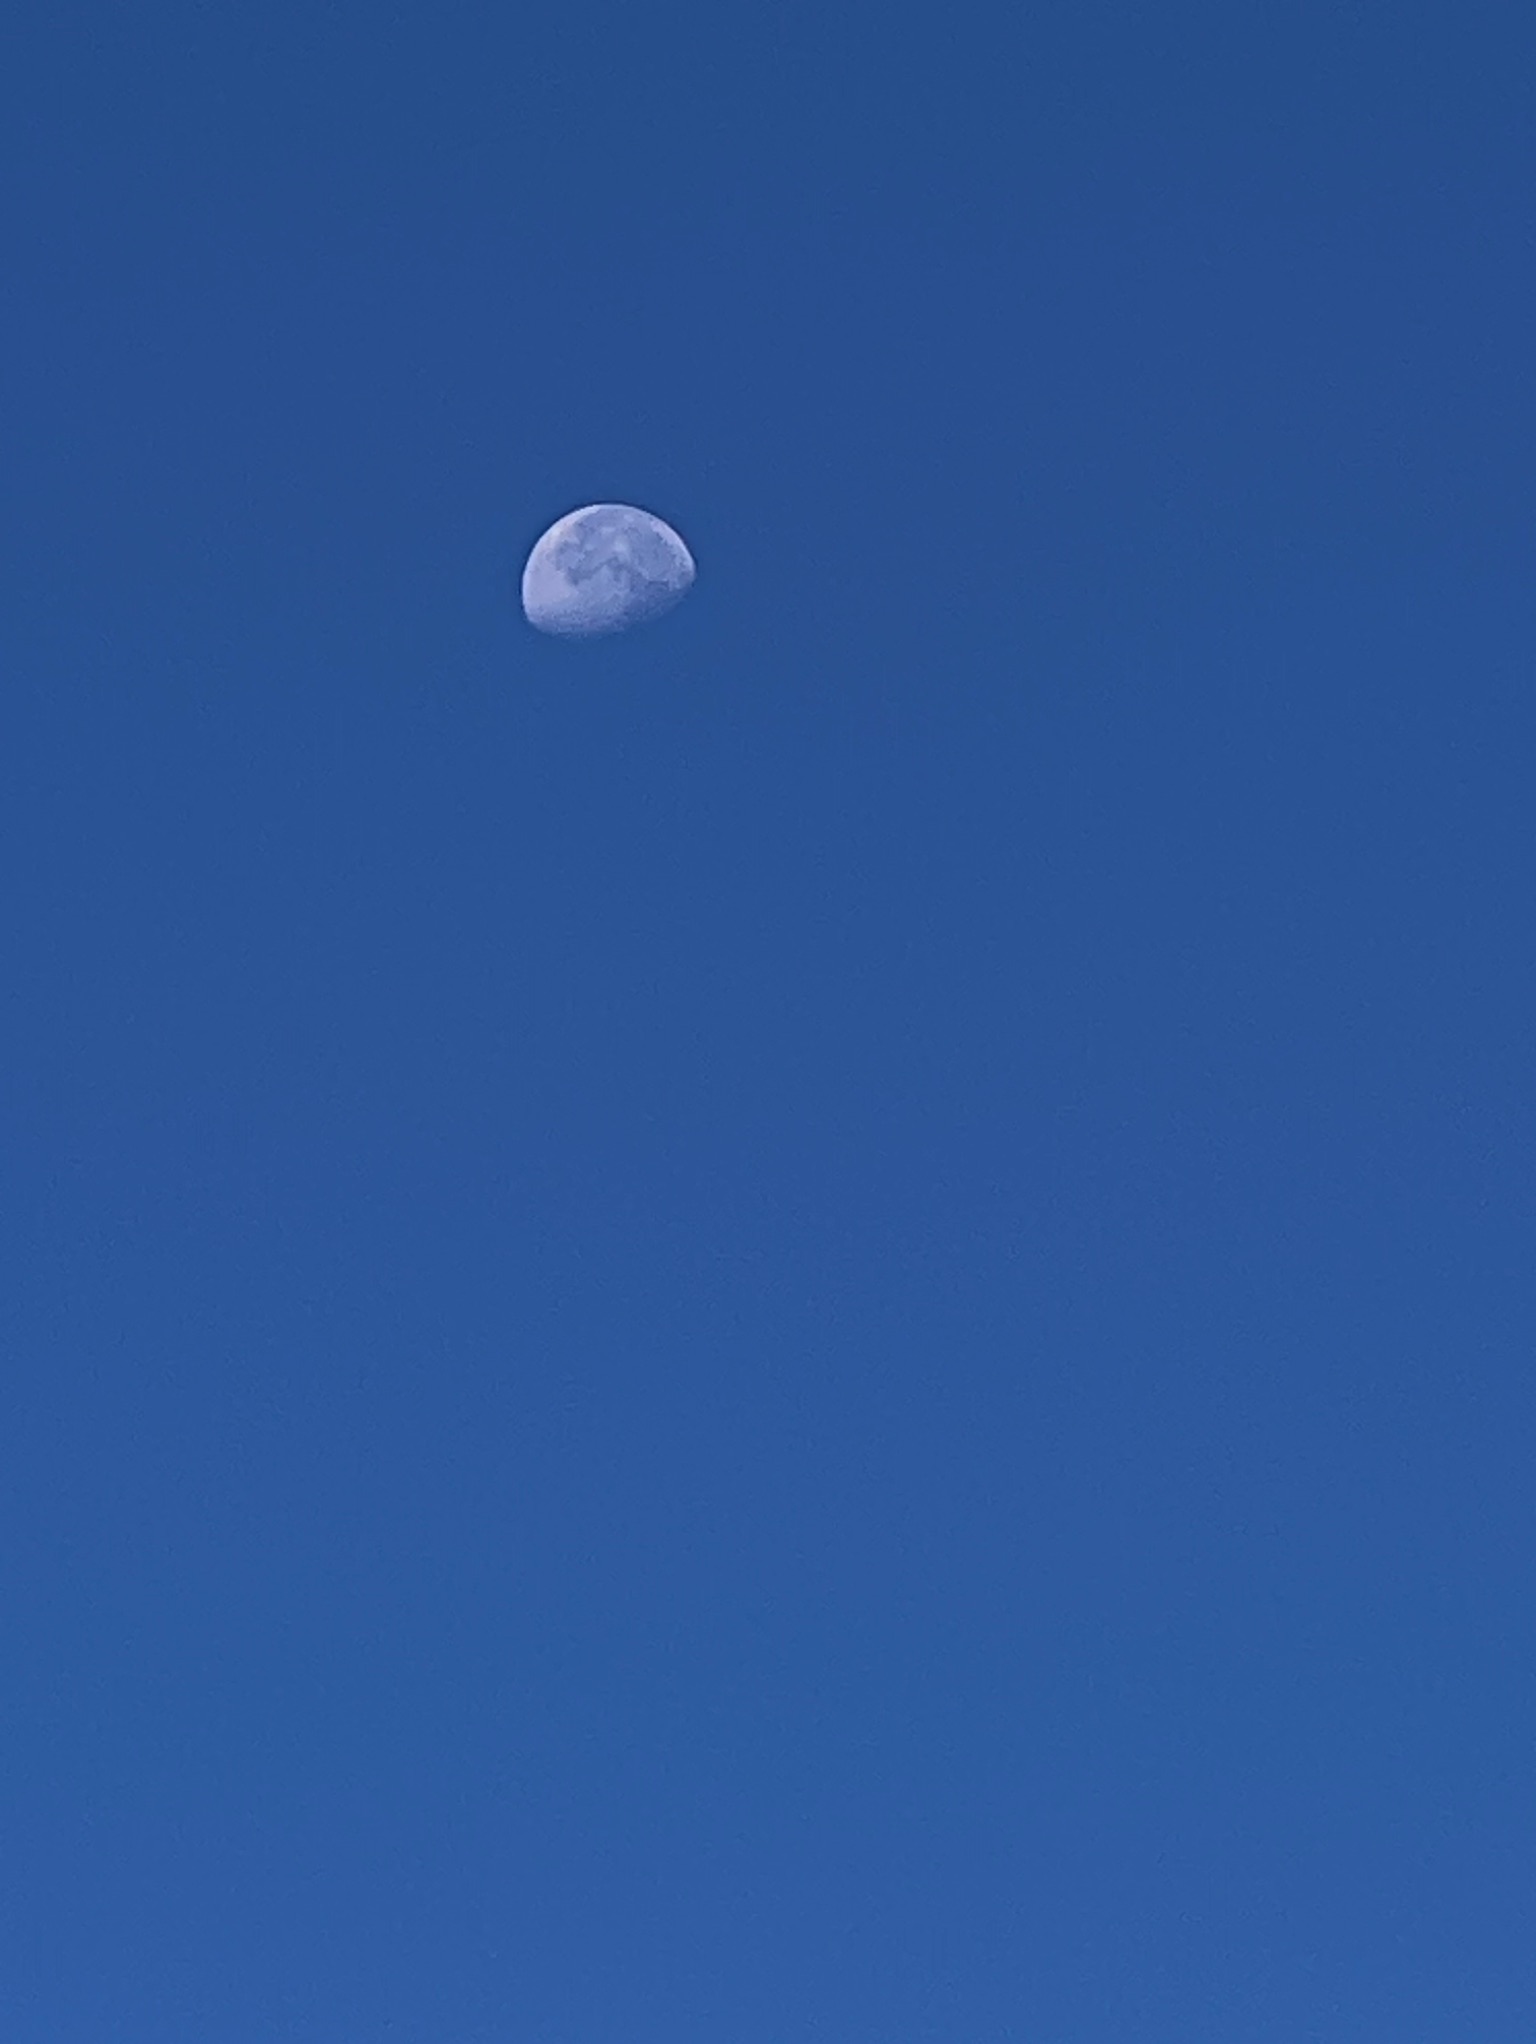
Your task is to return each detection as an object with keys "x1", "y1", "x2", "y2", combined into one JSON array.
[{"x1": 2, "y1": 4, "x2": 1534, "y2": 2039}]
